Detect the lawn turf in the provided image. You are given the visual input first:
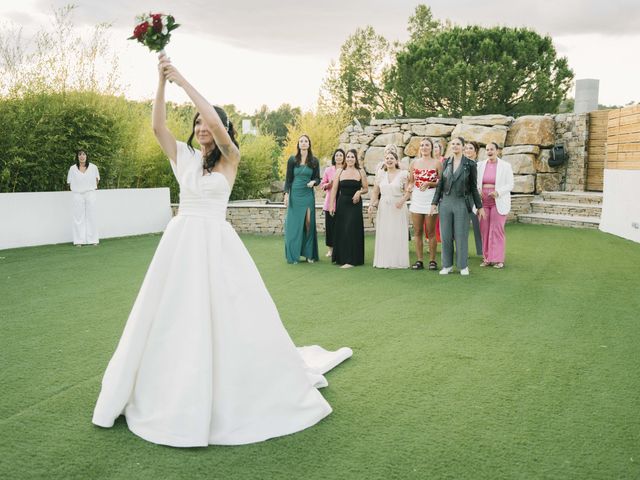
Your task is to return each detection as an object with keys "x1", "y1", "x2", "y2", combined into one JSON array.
[{"x1": 0, "y1": 224, "x2": 639, "y2": 479}]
